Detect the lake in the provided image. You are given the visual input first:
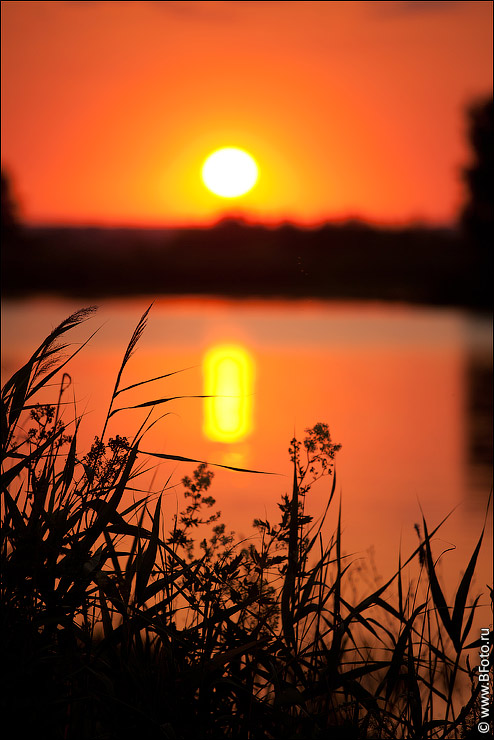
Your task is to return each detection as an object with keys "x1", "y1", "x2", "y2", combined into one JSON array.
[{"x1": 1, "y1": 295, "x2": 492, "y2": 611}]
